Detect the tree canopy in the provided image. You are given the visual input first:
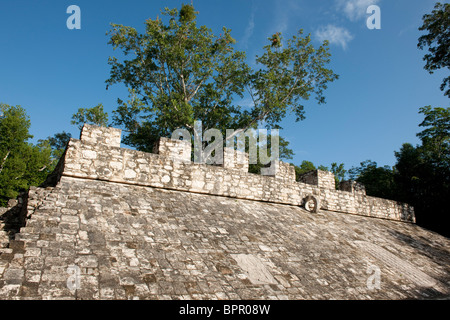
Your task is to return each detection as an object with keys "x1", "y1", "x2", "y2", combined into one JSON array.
[
  {"x1": 106, "y1": 4, "x2": 338, "y2": 159},
  {"x1": 349, "y1": 106, "x2": 450, "y2": 237},
  {"x1": 0, "y1": 104, "x2": 53, "y2": 206},
  {"x1": 418, "y1": 2, "x2": 450, "y2": 98},
  {"x1": 71, "y1": 103, "x2": 109, "y2": 130}
]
